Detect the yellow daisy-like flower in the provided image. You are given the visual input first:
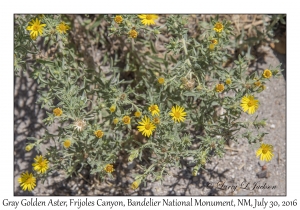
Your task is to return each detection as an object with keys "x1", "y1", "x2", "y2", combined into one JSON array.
[
  {"x1": 114, "y1": 15, "x2": 123, "y2": 24},
  {"x1": 254, "y1": 80, "x2": 261, "y2": 87},
  {"x1": 110, "y1": 105, "x2": 116, "y2": 113},
  {"x1": 225, "y1": 78, "x2": 232, "y2": 85},
  {"x1": 148, "y1": 104, "x2": 160, "y2": 116},
  {"x1": 129, "y1": 29, "x2": 138, "y2": 39},
  {"x1": 169, "y1": 105, "x2": 187, "y2": 123},
  {"x1": 26, "y1": 18, "x2": 46, "y2": 40},
  {"x1": 63, "y1": 139, "x2": 71, "y2": 149},
  {"x1": 153, "y1": 117, "x2": 160, "y2": 124},
  {"x1": 18, "y1": 171, "x2": 36, "y2": 191},
  {"x1": 94, "y1": 130, "x2": 104, "y2": 138},
  {"x1": 158, "y1": 77, "x2": 165, "y2": 85},
  {"x1": 211, "y1": 39, "x2": 218, "y2": 44},
  {"x1": 214, "y1": 22, "x2": 224, "y2": 33},
  {"x1": 113, "y1": 118, "x2": 119, "y2": 124},
  {"x1": 104, "y1": 164, "x2": 114, "y2": 173},
  {"x1": 32, "y1": 155, "x2": 49, "y2": 174},
  {"x1": 240, "y1": 95, "x2": 259, "y2": 115},
  {"x1": 262, "y1": 69, "x2": 272, "y2": 79},
  {"x1": 137, "y1": 116, "x2": 156, "y2": 137},
  {"x1": 215, "y1": 84, "x2": 225, "y2": 92},
  {"x1": 256, "y1": 143, "x2": 274, "y2": 162},
  {"x1": 53, "y1": 107, "x2": 63, "y2": 116},
  {"x1": 209, "y1": 43, "x2": 215, "y2": 51},
  {"x1": 138, "y1": 14, "x2": 158, "y2": 26},
  {"x1": 123, "y1": 116, "x2": 131, "y2": 124},
  {"x1": 131, "y1": 179, "x2": 141, "y2": 190},
  {"x1": 56, "y1": 22, "x2": 70, "y2": 34},
  {"x1": 25, "y1": 144, "x2": 33, "y2": 152},
  {"x1": 134, "y1": 111, "x2": 142, "y2": 118}
]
